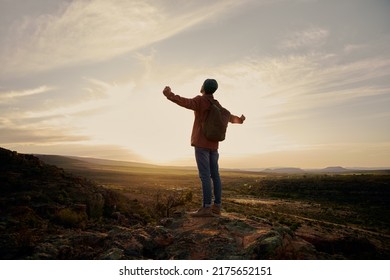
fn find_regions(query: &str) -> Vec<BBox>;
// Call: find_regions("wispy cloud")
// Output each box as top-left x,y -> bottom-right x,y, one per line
0,0 -> 246,77
0,127 -> 88,144
278,27 -> 329,50
0,81 -> 101,146
0,86 -> 54,103
229,53 -> 390,109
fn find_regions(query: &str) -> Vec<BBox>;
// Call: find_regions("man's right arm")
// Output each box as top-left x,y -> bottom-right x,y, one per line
163,86 -> 199,111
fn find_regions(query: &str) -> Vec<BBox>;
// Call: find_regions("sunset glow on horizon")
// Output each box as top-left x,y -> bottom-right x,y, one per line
1,0 -> 389,168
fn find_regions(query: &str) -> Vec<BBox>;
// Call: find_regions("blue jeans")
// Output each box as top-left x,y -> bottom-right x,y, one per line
194,147 -> 222,208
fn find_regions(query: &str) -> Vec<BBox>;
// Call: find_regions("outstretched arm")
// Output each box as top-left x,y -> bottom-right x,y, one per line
230,114 -> 246,124
162,86 -> 199,111
163,86 -> 173,97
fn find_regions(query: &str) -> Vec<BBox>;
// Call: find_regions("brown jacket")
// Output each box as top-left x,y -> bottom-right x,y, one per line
165,91 -> 243,150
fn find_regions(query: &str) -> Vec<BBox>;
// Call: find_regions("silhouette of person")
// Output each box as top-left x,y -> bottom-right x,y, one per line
163,79 -> 245,217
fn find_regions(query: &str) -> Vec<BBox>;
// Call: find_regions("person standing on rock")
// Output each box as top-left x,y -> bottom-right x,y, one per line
162,79 -> 246,217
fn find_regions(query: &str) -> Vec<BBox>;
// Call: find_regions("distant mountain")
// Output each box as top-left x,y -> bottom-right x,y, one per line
36,154 -> 159,169
256,166 -> 390,174
263,167 -> 305,174
319,166 -> 350,173
34,154 -> 91,169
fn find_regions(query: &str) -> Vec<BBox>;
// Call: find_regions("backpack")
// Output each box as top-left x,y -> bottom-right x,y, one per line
202,96 -> 231,142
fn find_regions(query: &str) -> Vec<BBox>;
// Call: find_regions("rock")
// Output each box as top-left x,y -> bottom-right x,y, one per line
156,212 -> 321,260
249,231 -> 283,259
32,242 -> 59,260
159,218 -> 174,227
100,248 -> 124,260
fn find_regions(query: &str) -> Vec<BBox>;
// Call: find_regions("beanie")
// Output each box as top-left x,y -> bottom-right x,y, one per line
203,79 -> 218,94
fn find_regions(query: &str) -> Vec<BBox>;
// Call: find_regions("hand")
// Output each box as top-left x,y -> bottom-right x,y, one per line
240,114 -> 246,123
163,86 -> 171,97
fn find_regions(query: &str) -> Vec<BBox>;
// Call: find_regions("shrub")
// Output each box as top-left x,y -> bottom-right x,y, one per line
87,193 -> 105,219
54,208 -> 87,228
154,190 -> 193,218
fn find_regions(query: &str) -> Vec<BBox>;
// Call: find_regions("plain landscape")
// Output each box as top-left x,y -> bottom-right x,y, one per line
1,147 -> 389,259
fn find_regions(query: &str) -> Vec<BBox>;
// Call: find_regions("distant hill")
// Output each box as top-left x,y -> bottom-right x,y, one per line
36,154 -> 159,169
263,167 -> 305,174
259,166 -> 390,174
319,166 -> 350,173
34,154 -> 91,169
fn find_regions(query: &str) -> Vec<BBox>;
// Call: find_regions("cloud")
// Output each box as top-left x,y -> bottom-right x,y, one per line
0,76 -> 148,161
219,53 -> 390,114
0,0 -> 246,77
0,127 -> 88,144
343,44 -> 367,53
0,86 -> 54,104
0,82 -> 104,147
278,27 -> 329,50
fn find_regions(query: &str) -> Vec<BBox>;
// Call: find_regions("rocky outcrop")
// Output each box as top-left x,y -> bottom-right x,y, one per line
20,213 -> 324,260
0,147 -> 149,259
156,212 -> 323,259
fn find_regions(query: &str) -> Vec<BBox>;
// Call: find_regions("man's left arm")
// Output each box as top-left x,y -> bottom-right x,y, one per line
229,114 -> 246,124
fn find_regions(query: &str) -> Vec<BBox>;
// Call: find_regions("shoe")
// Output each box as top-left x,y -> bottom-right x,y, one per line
191,207 -> 214,217
211,204 -> 221,215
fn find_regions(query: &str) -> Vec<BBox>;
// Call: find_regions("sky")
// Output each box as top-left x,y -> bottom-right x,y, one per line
0,0 -> 389,169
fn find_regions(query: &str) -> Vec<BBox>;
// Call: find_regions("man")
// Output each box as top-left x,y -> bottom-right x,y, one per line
163,79 -> 245,217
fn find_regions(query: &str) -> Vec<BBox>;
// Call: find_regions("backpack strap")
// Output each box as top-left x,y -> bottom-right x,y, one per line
203,94 -> 219,108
